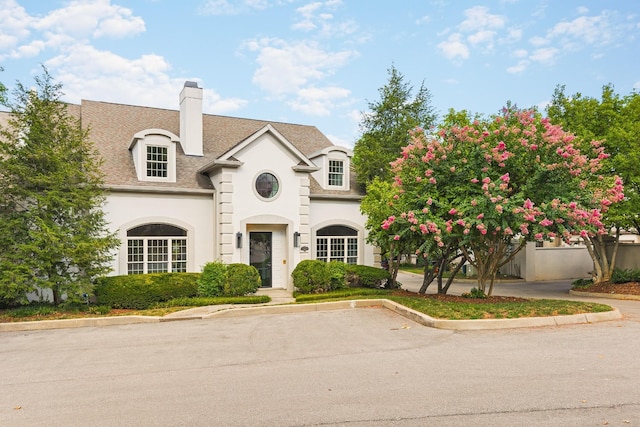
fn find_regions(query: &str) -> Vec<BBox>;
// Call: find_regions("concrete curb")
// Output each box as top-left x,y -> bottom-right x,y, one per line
0,299 -> 622,333
569,290 -> 640,301
205,298 -> 622,330
0,315 -> 161,333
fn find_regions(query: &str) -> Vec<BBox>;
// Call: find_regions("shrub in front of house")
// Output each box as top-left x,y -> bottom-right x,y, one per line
224,263 -> 261,296
94,273 -> 200,309
327,261 -> 348,291
345,265 -> 391,288
292,260 -> 332,293
197,261 -> 227,297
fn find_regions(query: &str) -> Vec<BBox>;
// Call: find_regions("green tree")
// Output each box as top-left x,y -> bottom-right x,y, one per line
547,85 -> 640,282
386,107 -> 623,295
0,66 -> 6,105
353,65 -> 437,188
0,68 -> 119,305
359,177 -> 405,287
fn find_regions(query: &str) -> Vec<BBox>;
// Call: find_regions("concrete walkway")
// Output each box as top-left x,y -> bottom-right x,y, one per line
161,288 -> 296,320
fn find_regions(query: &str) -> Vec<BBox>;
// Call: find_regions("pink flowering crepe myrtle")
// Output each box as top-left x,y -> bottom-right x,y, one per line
385,108 -> 624,294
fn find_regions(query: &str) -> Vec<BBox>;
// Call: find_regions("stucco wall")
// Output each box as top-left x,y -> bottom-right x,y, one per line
104,191 -> 215,275
608,243 -> 640,270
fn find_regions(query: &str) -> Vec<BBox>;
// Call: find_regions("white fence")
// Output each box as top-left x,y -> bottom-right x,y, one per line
499,242 -> 640,282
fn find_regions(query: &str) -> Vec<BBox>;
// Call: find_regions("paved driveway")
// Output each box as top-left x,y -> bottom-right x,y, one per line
2,297 -> 640,426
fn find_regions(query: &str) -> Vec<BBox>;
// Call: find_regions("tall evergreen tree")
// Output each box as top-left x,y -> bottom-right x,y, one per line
353,65 -> 437,188
0,66 -> 6,104
0,68 -> 119,305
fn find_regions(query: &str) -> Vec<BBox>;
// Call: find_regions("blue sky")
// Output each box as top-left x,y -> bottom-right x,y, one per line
1,0 -> 638,148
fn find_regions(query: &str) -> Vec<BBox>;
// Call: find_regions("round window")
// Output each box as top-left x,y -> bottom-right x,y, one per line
255,172 -> 279,199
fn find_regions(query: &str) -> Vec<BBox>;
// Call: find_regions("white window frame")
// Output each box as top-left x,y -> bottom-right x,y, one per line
315,225 -> 359,264
146,145 -> 169,178
126,224 -> 187,274
328,159 -> 344,187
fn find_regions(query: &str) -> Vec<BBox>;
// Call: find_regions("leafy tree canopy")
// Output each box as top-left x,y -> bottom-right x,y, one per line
547,84 -> 640,232
353,65 -> 437,188
0,67 -> 119,305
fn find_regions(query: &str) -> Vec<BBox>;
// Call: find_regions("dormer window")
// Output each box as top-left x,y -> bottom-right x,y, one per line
129,129 -> 179,183
309,146 -> 352,191
328,160 -> 344,187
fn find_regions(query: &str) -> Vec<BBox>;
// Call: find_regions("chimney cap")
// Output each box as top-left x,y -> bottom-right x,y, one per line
184,81 -> 199,88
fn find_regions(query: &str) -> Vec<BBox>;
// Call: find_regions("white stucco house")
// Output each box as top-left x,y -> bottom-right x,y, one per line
73,81 -> 374,291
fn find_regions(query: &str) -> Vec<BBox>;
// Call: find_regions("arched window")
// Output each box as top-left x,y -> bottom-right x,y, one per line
316,225 -> 358,264
127,224 -> 187,274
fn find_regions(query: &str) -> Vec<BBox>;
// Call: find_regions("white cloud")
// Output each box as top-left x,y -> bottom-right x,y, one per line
437,6 -> 507,62
437,33 -> 469,62
0,0 -> 144,60
242,37 -> 356,116
325,133 -> 353,148
35,0 -> 145,39
198,0 -> 288,15
43,43 -> 246,114
12,40 -> 45,59
548,14 -> 612,45
416,15 -> 430,25
577,6 -> 589,15
244,37 -> 356,95
529,36 -> 548,47
512,48 -> 528,58
459,6 -> 506,32
529,47 -> 559,64
292,0 -> 356,38
504,28 -> 522,43
289,85 -> 351,116
467,30 -> 496,48
507,59 -> 529,74
0,0 -> 32,50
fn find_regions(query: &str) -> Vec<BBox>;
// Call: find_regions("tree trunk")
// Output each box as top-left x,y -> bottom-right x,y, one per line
419,264 -> 438,294
583,227 -> 620,283
386,242 -> 400,288
584,229 -> 620,283
439,256 -> 465,294
52,286 -> 62,306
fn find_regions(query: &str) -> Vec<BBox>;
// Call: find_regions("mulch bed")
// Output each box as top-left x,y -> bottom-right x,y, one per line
391,289 -> 528,303
575,281 -> 640,295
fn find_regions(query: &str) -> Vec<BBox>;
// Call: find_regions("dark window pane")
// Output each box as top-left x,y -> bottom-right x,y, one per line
127,224 -> 187,237
317,225 -> 357,236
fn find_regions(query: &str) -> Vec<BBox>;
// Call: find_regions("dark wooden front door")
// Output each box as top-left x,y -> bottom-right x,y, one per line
250,232 -> 272,288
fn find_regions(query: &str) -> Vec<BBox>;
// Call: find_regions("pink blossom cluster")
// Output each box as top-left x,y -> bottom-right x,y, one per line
386,108 -> 624,250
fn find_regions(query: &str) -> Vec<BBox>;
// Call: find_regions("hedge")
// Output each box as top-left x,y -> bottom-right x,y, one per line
292,261 -> 391,294
345,265 -> 391,288
94,273 -> 200,309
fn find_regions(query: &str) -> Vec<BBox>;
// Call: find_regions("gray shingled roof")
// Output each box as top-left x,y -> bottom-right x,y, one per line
1,100 -> 364,197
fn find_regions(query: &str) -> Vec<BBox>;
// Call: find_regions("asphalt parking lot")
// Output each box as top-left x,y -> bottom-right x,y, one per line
2,297 -> 640,427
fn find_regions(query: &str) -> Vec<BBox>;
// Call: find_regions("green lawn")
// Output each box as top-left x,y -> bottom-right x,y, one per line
295,289 -> 612,320
0,295 -> 271,323
0,289 -> 613,323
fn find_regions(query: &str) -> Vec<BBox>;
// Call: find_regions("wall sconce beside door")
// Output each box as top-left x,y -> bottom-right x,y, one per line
236,232 -> 243,249
293,231 -> 300,248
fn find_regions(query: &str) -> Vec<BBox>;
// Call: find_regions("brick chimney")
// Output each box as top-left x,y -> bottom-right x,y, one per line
179,81 -> 203,156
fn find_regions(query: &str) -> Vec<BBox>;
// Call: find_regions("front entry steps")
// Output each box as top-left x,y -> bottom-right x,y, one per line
255,288 -> 295,304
